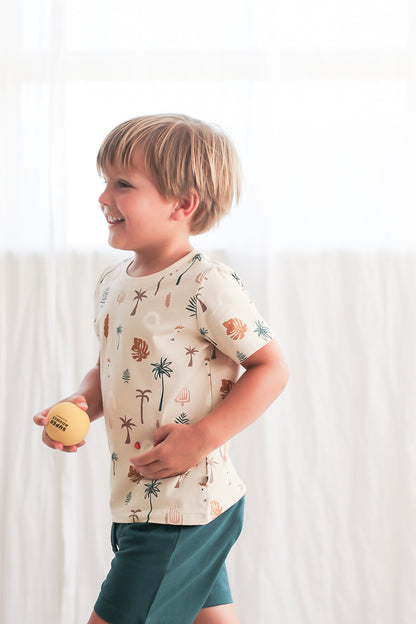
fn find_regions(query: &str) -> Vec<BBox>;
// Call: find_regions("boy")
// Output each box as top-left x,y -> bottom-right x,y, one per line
34,114 -> 289,624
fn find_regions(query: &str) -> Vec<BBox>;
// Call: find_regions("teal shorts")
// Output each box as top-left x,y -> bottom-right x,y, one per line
94,497 -> 245,624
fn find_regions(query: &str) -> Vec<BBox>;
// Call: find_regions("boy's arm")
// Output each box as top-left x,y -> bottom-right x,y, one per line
33,356 -> 103,453
132,339 -> 289,479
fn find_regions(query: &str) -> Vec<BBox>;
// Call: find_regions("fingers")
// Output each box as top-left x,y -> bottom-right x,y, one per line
33,396 -> 88,453
70,395 -> 88,411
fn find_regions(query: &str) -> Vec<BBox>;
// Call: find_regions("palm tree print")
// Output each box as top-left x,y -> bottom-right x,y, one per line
120,416 -> 136,444
186,294 -> 207,316
186,296 -> 198,317
151,357 -> 173,412
144,480 -> 161,522
136,389 -> 152,424
176,253 -> 202,285
130,289 -> 148,315
185,346 -> 198,366
111,452 -> 119,475
129,509 -> 141,523
254,320 -> 272,341
116,325 -> 123,349
199,328 -> 217,346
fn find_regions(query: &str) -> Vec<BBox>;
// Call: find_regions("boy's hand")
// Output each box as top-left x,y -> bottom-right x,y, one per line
33,395 -> 88,453
130,423 -> 206,480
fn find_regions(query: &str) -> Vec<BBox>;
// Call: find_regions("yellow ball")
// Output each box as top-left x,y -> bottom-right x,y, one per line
46,402 -> 90,446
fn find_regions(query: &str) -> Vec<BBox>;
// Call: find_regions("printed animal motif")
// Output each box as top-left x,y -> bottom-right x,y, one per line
223,318 -> 247,340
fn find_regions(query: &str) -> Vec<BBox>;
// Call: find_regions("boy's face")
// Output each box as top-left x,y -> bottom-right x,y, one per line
98,149 -> 182,255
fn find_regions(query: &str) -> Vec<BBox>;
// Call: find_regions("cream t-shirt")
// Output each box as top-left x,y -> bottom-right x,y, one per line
94,250 -> 273,525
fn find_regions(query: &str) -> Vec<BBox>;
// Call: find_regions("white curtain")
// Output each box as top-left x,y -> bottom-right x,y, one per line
1,1 -> 415,623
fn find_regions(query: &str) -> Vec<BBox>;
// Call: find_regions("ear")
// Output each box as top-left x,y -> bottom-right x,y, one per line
171,191 -> 199,223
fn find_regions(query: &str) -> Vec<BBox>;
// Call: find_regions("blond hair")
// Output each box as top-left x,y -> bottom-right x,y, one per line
96,114 -> 242,234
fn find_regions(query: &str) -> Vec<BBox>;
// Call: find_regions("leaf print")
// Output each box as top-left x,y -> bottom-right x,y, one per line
122,368 -> 131,383
125,491 -> 132,505
231,272 -> 243,285
175,412 -> 190,425
236,351 -> 247,363
128,465 -> 144,485
131,338 -> 150,362
104,314 -> 109,339
223,318 -> 247,340
131,289 -> 148,315
186,296 -> 197,317
220,379 -> 234,399
100,287 -> 110,306
254,320 -> 272,341
165,292 -> 171,307
154,276 -> 165,296
210,500 -> 223,519
116,324 -> 123,349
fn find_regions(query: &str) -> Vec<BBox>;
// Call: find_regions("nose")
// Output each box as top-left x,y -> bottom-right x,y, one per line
99,185 -> 112,209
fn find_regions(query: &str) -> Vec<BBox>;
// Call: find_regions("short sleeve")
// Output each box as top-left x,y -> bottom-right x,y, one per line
196,265 -> 273,364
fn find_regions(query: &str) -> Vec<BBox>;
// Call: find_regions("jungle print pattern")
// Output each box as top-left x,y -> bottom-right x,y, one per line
94,251 -> 273,525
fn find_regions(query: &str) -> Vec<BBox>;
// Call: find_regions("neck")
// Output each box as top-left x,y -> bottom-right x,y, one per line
127,241 -> 194,277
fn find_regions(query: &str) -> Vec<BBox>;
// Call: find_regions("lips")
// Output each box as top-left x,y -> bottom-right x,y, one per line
106,215 -> 125,224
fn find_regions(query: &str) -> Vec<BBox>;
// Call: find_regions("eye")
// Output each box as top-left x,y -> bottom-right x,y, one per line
117,180 -> 131,189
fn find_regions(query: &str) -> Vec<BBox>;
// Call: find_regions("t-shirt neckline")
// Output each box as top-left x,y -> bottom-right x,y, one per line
122,249 -> 200,285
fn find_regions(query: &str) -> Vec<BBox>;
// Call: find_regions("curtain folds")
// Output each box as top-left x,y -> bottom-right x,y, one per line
1,0 -> 414,622
1,250 -> 415,623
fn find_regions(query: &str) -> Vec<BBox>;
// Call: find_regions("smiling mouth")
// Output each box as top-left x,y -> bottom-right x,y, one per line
106,215 -> 125,225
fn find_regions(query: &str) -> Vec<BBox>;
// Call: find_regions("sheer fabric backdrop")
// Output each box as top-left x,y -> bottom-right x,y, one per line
1,1 -> 416,623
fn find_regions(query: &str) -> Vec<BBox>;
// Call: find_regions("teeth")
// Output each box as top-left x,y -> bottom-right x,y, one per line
107,216 -> 124,224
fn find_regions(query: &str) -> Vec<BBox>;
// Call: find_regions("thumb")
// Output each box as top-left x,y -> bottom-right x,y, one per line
72,395 -> 88,411
152,424 -> 172,446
